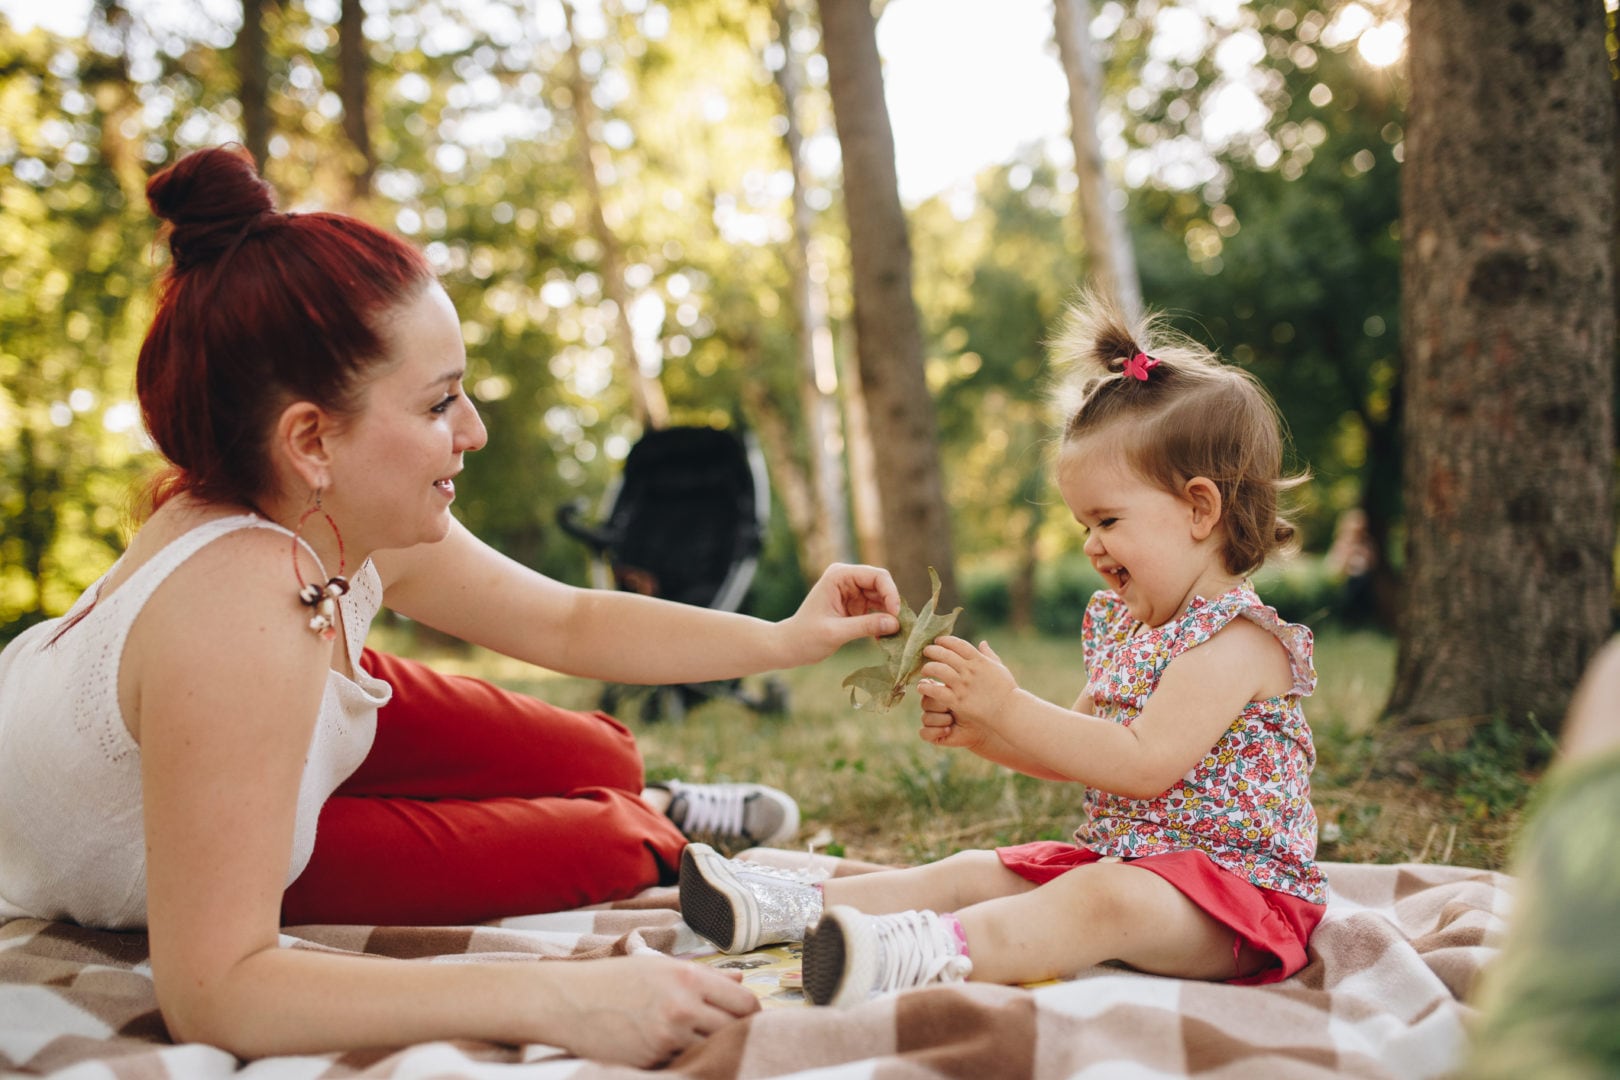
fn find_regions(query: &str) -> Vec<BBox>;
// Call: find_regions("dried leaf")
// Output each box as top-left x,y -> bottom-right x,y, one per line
841,567 -> 962,712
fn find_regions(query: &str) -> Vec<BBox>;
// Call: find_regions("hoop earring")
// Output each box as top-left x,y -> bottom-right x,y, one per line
293,490 -> 350,641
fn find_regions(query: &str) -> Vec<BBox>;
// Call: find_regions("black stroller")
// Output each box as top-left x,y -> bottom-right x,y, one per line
556,425 -> 790,722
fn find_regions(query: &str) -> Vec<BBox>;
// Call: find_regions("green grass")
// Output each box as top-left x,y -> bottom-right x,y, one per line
373,619 -> 1538,871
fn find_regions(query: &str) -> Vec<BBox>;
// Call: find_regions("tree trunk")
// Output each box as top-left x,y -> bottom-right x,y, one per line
839,319 -> 886,567
338,0 -> 375,203
237,0 -> 270,169
1390,0 -> 1616,733
815,0 -> 958,610
740,375 -> 822,579
772,0 -> 851,575
561,0 -> 669,429
1053,0 -> 1141,321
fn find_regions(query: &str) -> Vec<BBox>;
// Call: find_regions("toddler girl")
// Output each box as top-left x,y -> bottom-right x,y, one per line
680,293 -> 1326,1004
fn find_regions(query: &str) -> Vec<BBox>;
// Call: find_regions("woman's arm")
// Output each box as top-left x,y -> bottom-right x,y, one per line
918,621 -> 1292,798
130,530 -> 756,1066
374,519 -> 898,683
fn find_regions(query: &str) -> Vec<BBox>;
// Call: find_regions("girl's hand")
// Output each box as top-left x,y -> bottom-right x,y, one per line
918,696 -> 983,750
917,636 -> 1018,739
782,563 -> 901,664
547,955 -> 759,1067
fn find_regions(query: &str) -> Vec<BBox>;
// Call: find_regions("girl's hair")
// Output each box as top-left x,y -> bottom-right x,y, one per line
1049,289 -> 1305,575
137,145 -> 434,512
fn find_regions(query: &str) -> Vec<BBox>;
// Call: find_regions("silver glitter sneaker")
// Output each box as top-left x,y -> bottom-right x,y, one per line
659,781 -> 800,852
679,842 -> 825,954
803,905 -> 973,1007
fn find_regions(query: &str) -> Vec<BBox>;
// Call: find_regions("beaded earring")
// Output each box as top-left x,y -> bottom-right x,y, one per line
293,491 -> 350,641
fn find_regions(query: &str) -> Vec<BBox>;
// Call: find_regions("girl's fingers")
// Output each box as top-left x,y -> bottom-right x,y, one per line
927,636 -> 979,659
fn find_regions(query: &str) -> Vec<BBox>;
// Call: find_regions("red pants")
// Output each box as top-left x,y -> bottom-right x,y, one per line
280,649 -> 687,926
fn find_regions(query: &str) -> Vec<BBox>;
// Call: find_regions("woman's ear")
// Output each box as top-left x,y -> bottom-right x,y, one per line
273,401 -> 334,493
1184,476 -> 1223,540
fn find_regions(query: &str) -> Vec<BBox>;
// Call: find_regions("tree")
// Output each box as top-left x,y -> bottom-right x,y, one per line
1390,0 -> 1616,732
336,0 -> 374,203
769,0 -> 851,576
814,0 -> 957,609
561,0 -> 669,429
237,0 -> 270,169
1053,0 -> 1141,321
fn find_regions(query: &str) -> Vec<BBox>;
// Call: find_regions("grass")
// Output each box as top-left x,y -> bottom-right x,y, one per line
373,618 -> 1544,872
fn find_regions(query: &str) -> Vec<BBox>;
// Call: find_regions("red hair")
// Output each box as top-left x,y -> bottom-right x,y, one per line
138,145 -> 433,511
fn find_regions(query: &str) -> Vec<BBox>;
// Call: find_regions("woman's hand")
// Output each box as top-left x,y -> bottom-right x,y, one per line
916,636 -> 1018,749
780,563 -> 901,665
545,955 -> 760,1067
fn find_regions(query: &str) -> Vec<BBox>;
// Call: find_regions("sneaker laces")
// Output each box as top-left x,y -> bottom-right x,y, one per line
876,910 -> 972,993
673,784 -> 751,841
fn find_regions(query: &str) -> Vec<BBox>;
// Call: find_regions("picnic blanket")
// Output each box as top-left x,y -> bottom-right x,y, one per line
0,855 -> 1510,1078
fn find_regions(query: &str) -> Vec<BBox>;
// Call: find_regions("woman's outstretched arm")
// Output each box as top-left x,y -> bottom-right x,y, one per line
374,518 -> 899,683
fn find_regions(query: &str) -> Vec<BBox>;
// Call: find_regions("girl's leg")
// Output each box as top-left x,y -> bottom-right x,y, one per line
821,850 -> 1037,914
955,860 -> 1265,984
680,847 -> 1033,954
803,860 -> 1265,1005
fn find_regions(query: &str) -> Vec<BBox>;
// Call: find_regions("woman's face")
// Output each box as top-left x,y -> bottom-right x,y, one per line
323,283 -> 487,555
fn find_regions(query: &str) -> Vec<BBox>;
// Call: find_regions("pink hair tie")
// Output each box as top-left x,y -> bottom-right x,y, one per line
1123,351 -> 1160,381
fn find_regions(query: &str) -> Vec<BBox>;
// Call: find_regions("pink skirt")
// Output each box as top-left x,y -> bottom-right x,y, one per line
996,841 -> 1324,985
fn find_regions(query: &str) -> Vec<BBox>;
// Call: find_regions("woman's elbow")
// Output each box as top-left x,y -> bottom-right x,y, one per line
156,980 -> 264,1058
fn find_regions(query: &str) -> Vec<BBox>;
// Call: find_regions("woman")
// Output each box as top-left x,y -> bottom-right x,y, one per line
0,146 -> 900,1066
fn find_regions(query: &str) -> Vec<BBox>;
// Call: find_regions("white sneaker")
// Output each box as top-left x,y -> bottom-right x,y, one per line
803,906 -> 973,1007
680,842 -> 825,953
659,780 -> 800,851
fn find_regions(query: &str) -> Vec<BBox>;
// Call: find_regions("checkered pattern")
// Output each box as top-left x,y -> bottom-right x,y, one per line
0,858 -> 1508,1078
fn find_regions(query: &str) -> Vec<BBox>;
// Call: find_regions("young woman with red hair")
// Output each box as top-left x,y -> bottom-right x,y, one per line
0,146 -> 900,1066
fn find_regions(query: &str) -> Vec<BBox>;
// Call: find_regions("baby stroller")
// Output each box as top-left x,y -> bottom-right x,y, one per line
556,425 -> 790,722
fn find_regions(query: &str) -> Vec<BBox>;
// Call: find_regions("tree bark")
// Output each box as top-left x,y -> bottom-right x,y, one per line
1390,0 -> 1616,732
338,0 -> 375,203
772,0 -> 851,575
815,0 -> 958,610
561,0 -> 669,429
236,0 -> 270,170
1053,0 -> 1141,321
839,319 -> 886,567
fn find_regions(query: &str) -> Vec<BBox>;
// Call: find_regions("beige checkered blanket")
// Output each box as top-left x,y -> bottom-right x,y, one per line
0,857 -> 1508,1078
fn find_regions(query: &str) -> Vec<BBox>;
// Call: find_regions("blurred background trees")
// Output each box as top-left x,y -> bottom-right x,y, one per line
1,0 -> 1615,728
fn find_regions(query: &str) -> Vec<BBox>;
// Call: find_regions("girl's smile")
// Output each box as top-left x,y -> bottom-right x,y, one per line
1057,435 -> 1239,629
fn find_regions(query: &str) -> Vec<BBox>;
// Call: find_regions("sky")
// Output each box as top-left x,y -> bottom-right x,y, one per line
2,0 -> 1079,203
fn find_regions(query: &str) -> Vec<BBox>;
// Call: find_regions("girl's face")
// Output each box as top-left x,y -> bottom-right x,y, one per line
1057,434 -> 1235,629
323,283 -> 487,555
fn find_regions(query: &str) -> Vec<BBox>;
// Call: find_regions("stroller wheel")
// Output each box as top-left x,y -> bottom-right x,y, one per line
643,686 -> 688,724
759,677 -> 790,718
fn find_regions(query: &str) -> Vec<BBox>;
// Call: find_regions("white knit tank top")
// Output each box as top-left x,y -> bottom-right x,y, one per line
0,513 -> 391,929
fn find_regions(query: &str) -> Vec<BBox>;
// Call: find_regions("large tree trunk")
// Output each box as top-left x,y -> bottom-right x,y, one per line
1390,0 -> 1616,733
772,0 -> 851,576
237,0 -> 270,169
1053,0 -> 1141,321
815,0 -> 957,610
338,0 -> 375,203
562,0 -> 669,429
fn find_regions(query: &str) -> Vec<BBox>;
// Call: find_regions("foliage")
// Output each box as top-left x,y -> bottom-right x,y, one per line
1,0 -> 1441,644
841,566 -> 959,711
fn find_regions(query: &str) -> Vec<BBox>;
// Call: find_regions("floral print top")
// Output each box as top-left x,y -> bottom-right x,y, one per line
1077,583 -> 1327,904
